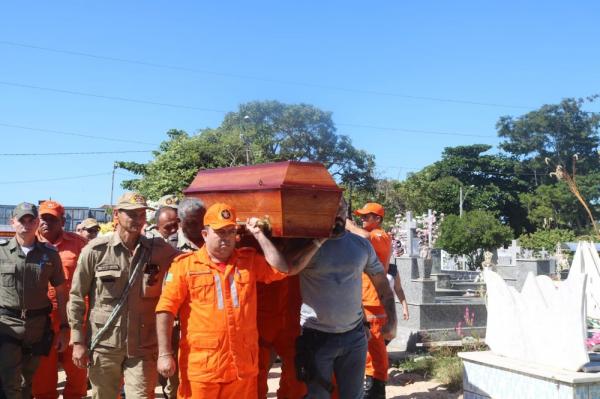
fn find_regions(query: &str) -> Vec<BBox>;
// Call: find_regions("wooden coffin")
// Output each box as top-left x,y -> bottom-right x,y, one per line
184,161 -> 342,238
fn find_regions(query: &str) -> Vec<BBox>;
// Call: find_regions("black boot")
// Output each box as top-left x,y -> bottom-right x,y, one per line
363,376 -> 386,399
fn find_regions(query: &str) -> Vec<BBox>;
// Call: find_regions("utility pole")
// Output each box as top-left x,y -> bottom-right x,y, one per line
241,115 -> 251,165
110,162 -> 117,207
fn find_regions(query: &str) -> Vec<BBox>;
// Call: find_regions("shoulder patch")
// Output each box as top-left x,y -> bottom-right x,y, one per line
44,242 -> 58,251
89,235 -> 111,248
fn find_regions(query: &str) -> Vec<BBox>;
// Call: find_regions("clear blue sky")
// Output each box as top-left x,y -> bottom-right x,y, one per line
1,1 -> 599,207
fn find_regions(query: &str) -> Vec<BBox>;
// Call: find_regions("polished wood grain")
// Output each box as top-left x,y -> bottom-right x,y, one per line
185,161 -> 342,238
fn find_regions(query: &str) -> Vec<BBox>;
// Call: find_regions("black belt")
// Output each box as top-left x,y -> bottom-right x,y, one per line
302,321 -> 364,337
0,306 -> 51,319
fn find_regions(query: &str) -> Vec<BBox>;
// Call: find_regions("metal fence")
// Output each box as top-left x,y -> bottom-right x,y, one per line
0,204 -> 110,233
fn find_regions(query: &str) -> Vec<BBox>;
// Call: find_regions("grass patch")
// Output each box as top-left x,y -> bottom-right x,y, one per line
397,356 -> 434,376
397,351 -> 463,392
431,356 -> 463,392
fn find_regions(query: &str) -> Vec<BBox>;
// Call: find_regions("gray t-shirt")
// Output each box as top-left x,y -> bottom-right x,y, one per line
300,231 -> 385,333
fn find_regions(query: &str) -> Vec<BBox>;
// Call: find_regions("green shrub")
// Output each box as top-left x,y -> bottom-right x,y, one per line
436,210 -> 513,268
519,228 -> 575,251
432,356 -> 463,392
397,356 -> 434,376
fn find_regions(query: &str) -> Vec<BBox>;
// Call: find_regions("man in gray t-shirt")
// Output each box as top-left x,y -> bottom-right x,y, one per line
300,231 -> 385,333
291,198 -> 397,399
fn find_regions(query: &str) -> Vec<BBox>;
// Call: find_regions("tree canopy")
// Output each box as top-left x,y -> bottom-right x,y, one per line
396,144 -> 530,234
497,96 -> 600,183
118,100 -> 376,199
436,210 -> 513,267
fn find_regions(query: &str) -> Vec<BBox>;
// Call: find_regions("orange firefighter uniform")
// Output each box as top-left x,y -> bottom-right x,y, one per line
355,204 -> 392,383
156,245 -> 287,399
32,228 -> 88,399
257,275 -> 306,399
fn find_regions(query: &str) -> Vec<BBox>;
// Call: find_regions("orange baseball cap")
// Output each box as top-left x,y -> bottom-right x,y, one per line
354,202 -> 384,217
204,203 -> 237,230
39,200 -> 65,218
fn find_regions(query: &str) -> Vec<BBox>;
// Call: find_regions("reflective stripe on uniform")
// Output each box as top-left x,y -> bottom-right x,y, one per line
229,274 -> 239,308
214,275 -> 224,310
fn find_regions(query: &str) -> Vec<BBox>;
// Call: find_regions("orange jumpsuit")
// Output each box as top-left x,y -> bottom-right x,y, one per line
156,246 -> 287,399
257,275 -> 306,399
32,231 -> 88,399
362,228 -> 392,382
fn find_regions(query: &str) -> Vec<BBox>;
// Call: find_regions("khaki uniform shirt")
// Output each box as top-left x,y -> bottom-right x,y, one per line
68,232 -> 179,357
0,237 -> 65,340
176,229 -> 200,253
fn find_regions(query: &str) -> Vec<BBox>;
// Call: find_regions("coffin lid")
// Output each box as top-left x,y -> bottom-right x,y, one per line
185,161 -> 342,194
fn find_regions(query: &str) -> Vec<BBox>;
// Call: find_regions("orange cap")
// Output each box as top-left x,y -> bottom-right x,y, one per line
354,202 -> 384,217
204,203 -> 237,230
39,200 -> 65,218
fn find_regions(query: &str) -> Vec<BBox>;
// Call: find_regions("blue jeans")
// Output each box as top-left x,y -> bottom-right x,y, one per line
304,323 -> 368,399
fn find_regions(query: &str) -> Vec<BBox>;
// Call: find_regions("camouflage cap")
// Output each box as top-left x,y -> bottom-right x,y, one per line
81,218 -> 100,230
157,194 -> 179,209
114,192 -> 154,211
13,202 -> 38,220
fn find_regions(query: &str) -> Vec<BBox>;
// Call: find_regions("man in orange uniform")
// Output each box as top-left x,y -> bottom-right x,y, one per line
156,203 -> 321,398
32,201 -> 88,399
347,202 -> 405,399
257,274 -> 305,399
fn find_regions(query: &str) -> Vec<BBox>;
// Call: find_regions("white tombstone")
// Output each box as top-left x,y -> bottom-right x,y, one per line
484,252 -> 589,371
569,242 -> 600,320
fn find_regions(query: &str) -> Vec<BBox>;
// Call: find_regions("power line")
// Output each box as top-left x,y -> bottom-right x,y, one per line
0,150 -> 152,156
0,172 -> 112,185
379,164 -> 549,178
0,40 -> 532,110
0,118 -> 500,142
338,123 -> 498,139
0,122 -> 158,146
0,81 -> 228,114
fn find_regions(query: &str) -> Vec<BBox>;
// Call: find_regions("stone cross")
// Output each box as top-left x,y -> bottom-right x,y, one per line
404,211 -> 419,257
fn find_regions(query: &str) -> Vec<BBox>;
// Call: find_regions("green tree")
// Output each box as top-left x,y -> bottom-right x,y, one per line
519,173 -> 600,233
518,229 -> 576,252
397,144 -> 530,234
119,101 -> 376,199
436,210 -> 513,268
497,96 -> 600,183
345,178 -> 407,228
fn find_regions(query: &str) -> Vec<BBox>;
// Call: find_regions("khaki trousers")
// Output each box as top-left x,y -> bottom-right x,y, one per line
89,349 -> 157,399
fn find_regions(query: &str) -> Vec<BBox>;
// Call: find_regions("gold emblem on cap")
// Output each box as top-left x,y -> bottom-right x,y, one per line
129,194 -> 145,204
221,209 -> 231,219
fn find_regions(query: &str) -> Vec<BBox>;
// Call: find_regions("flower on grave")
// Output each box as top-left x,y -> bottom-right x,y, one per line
586,332 -> 600,349
455,321 -> 464,338
464,306 -> 475,327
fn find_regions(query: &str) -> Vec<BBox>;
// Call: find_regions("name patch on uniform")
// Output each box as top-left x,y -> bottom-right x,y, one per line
188,270 -> 211,276
96,264 -> 121,272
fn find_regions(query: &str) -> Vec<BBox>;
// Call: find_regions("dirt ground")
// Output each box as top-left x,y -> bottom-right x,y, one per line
60,365 -> 462,398
265,365 -> 463,399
